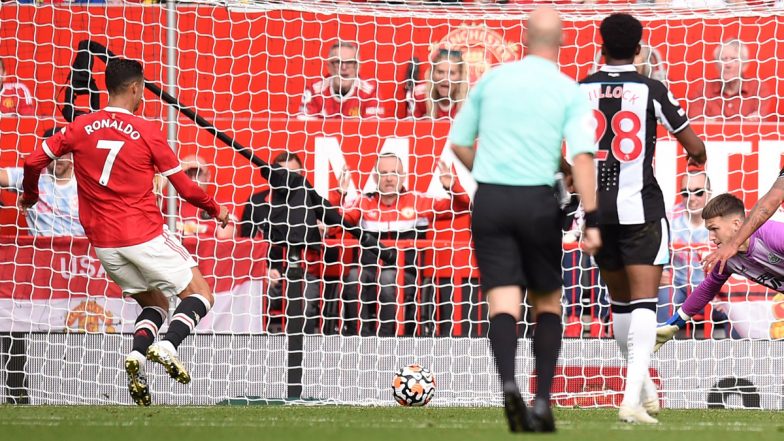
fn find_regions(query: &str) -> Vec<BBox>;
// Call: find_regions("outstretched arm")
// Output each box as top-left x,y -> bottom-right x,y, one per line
654,268 -> 729,352
20,148 -> 54,210
704,177 -> 784,274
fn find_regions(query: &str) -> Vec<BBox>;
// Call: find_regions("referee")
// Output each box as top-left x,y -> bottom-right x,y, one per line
450,7 -> 600,433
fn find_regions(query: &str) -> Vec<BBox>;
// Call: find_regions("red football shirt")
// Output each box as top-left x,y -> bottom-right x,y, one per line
299,77 -> 384,118
1,82 -> 35,116
408,83 -> 459,120
22,106 -> 220,248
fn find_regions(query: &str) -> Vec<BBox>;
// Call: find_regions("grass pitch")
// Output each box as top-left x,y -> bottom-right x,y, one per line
0,406 -> 781,441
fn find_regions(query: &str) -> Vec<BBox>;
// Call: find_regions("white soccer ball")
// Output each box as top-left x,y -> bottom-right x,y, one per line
392,364 -> 435,406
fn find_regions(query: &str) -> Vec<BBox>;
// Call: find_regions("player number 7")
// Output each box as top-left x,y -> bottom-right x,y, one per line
96,140 -> 125,186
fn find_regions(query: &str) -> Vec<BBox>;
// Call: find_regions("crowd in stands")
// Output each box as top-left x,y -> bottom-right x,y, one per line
1,30 -> 779,338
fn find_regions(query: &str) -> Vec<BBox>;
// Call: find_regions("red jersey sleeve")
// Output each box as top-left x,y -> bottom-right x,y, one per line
335,192 -> 362,225
22,126 -> 73,201
16,85 -> 35,116
146,128 -> 220,218
427,179 -> 471,220
408,85 -> 428,119
146,127 -> 181,176
301,82 -> 323,118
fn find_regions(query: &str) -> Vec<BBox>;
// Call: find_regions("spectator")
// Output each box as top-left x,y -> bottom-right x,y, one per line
408,49 -> 467,119
299,41 -> 384,119
175,155 -> 235,239
332,152 -> 470,336
0,127 -> 83,236
590,39 -> 667,83
658,171 -> 711,324
688,39 -> 775,121
0,59 -> 34,116
240,152 -> 324,334
634,41 -> 668,83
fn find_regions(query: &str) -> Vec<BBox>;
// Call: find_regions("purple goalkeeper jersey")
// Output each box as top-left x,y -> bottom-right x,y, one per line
682,220 -> 784,316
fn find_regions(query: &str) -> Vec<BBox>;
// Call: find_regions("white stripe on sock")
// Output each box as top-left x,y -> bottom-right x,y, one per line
147,306 -> 168,322
172,313 -> 196,331
135,319 -> 159,335
190,293 -> 213,312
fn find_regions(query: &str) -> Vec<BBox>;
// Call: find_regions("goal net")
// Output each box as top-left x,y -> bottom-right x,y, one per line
1,1 -> 782,409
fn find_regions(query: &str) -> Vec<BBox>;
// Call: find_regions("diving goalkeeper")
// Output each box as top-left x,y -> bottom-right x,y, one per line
656,193 -> 784,350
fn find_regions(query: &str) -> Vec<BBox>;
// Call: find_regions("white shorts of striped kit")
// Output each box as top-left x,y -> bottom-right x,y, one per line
95,226 -> 197,298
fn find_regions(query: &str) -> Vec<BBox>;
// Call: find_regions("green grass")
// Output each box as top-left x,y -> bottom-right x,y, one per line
0,406 -> 781,441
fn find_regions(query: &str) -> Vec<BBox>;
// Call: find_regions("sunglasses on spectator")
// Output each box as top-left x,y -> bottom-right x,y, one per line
329,59 -> 358,67
680,188 -> 707,197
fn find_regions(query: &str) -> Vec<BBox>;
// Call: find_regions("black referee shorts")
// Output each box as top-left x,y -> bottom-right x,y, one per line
471,183 -> 563,294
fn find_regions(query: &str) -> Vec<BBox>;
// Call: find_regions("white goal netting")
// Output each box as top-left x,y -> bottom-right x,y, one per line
0,2 -> 782,408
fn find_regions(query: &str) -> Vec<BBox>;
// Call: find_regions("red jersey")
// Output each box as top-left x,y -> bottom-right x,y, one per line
1,82 -> 34,116
330,182 -> 471,235
300,77 -> 384,118
408,83 -> 459,120
22,106 -> 220,248
688,78 -> 775,120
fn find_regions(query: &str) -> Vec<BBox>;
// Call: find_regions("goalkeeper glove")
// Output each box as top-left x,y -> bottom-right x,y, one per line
653,308 -> 690,353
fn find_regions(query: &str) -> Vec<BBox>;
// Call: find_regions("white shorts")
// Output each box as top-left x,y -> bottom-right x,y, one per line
95,227 -> 197,298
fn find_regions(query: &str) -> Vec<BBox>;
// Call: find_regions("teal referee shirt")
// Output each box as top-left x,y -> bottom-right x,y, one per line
449,55 -> 596,186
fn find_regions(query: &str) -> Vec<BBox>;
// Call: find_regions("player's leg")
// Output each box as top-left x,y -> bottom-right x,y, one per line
602,267 -> 660,418
118,229 -> 207,384
623,264 -> 663,417
522,192 -> 567,433
471,184 -> 533,433
527,290 -> 562,433
147,267 -> 213,384
616,220 -> 668,423
94,246 -> 165,406
127,290 -> 168,405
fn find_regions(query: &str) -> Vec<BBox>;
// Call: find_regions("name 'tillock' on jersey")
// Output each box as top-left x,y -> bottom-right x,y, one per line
580,65 -> 689,225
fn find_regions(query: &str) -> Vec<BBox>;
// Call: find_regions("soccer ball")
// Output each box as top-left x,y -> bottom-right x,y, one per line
392,364 -> 435,406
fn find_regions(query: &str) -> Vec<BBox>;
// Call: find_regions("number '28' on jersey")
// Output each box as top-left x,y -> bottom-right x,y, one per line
580,65 -> 690,225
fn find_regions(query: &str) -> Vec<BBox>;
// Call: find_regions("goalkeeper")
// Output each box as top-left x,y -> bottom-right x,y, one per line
656,193 -> 784,350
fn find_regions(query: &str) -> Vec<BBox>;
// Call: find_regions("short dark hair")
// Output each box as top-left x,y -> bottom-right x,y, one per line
272,151 -> 303,167
702,193 -> 746,220
105,58 -> 143,94
600,13 -> 643,61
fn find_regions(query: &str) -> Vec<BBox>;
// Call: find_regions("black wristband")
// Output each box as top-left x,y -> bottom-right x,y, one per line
584,210 -> 599,228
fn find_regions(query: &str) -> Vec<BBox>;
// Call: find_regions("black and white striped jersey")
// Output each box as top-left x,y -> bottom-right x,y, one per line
580,65 -> 689,225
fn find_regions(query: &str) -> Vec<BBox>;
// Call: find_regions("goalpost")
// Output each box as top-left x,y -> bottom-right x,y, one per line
0,1 -> 782,408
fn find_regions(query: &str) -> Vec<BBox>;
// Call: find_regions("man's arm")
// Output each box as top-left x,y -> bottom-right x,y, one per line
240,198 -> 255,238
20,147 -> 55,209
451,144 -> 475,171
21,126 -> 73,209
673,126 -> 707,167
167,171 -> 223,221
147,130 -> 227,225
448,75 -> 484,171
431,174 -> 471,219
0,168 -> 11,188
704,176 -> 784,274
570,153 -> 596,214
654,267 -> 730,352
